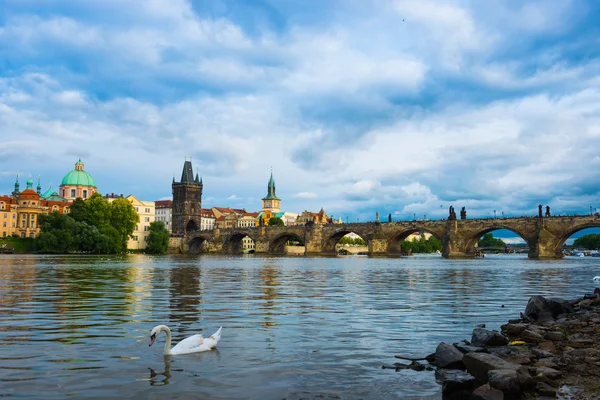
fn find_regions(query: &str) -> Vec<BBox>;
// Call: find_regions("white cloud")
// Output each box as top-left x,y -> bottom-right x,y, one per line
293,192 -> 318,199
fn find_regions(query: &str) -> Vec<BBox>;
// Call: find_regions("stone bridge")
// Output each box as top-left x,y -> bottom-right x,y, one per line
168,215 -> 600,259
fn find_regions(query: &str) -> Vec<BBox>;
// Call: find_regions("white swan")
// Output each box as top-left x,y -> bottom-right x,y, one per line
149,325 -> 222,355
593,276 -> 600,282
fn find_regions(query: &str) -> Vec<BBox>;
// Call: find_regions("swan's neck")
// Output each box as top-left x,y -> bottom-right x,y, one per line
161,326 -> 172,355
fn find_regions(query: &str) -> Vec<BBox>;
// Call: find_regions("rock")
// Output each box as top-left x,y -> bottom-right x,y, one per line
408,361 -> 425,371
534,373 -> 559,388
471,384 -> 504,400
435,342 -> 464,369
524,295 -> 574,321
503,355 -> 531,365
521,329 -> 544,343
453,343 -> 485,354
565,348 -> 600,357
476,323 -> 486,328
435,369 -> 476,397
500,323 -> 528,337
471,328 -> 509,347
535,381 -> 557,397
537,341 -> 557,354
463,353 -> 531,384
488,369 -> 520,394
536,367 -> 562,380
534,359 -> 558,369
543,330 -> 565,341
507,318 -> 522,324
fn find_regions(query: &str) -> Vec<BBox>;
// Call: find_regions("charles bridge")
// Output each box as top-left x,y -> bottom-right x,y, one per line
168,214 -> 600,259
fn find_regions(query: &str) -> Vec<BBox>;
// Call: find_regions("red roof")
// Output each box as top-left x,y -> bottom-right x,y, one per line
155,200 -> 173,208
242,212 -> 260,217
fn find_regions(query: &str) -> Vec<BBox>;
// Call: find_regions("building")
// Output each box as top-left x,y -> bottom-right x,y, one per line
172,159 -> 203,234
242,236 -> 255,253
155,200 -> 172,232
212,207 -> 245,229
106,194 -> 155,250
59,159 -> 98,201
1,176 -> 70,238
278,211 -> 298,226
200,208 -> 216,231
297,208 -> 331,225
238,212 -> 260,228
261,170 -> 281,213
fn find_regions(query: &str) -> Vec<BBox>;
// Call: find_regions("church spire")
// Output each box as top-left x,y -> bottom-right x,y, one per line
14,173 -> 20,194
36,176 -> 42,195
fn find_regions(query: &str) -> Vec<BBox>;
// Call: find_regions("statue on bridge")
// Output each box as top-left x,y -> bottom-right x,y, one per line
376,212 -> 380,223
538,204 -> 543,218
388,213 -> 392,223
448,206 -> 457,221
460,207 -> 466,220
545,205 -> 551,217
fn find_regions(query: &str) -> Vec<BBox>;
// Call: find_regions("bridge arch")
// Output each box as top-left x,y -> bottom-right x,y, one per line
552,223 -> 600,253
387,228 -> 444,255
186,219 -> 199,233
269,232 -> 305,254
322,229 -> 371,255
223,231 -> 257,254
464,226 -> 531,256
188,235 -> 211,254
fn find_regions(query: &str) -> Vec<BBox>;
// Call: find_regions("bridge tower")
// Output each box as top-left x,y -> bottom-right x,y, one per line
172,158 -> 203,234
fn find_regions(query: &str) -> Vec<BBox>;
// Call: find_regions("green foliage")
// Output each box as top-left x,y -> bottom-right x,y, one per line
338,235 -> 367,246
401,234 -> 442,254
573,234 -> 600,250
478,233 -> 506,247
0,236 -> 36,252
35,193 -> 140,254
146,221 -> 170,254
268,217 -> 285,226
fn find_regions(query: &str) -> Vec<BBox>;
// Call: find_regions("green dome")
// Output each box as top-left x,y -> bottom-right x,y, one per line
61,167 -> 96,188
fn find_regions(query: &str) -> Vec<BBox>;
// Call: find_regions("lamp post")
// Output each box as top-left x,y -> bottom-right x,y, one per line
424,214 -> 426,220
590,206 -> 593,216
501,211 -> 504,218
413,213 -> 416,221
494,210 -> 496,219
346,216 -> 348,224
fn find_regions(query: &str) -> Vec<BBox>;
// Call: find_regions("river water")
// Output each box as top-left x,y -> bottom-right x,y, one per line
1,254 -> 598,399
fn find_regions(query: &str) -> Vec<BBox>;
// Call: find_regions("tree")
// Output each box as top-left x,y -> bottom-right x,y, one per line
268,217 -> 285,226
146,221 -> 170,254
84,192 -> 112,228
109,197 -> 140,251
478,233 -> 506,247
573,234 -> 600,250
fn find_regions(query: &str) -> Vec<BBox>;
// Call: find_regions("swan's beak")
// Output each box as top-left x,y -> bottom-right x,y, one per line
149,333 -> 156,347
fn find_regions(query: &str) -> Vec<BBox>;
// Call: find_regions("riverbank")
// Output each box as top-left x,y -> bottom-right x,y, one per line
387,290 -> 600,399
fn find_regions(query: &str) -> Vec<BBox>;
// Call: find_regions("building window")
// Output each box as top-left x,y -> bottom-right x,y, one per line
22,221 -> 26,228
133,235 -> 138,241
144,226 -> 149,231
30,232 -> 34,238
20,232 -> 25,238
145,208 -> 150,213
136,207 -> 139,212
71,189 -> 76,198
134,225 -> 138,231
144,217 -> 150,222
12,214 -> 15,219
4,213 -> 6,218
2,222 -> 5,227
31,221 -> 35,228
2,232 -> 5,237
83,190 -> 88,199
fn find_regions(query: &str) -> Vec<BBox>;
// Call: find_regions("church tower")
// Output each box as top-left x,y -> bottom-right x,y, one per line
261,169 -> 281,213
172,158 -> 203,234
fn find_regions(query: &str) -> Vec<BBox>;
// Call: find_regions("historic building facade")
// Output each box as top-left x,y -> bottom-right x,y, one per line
172,159 -> 203,234
261,170 -> 281,213
200,208 -> 216,231
0,176 -> 70,238
106,194 -> 155,250
59,159 -> 97,201
155,200 -> 172,233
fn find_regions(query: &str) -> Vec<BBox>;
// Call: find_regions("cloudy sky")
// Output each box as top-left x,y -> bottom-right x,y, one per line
1,0 -> 600,229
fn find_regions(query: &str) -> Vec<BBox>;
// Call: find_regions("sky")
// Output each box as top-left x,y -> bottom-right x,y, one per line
1,0 -> 600,239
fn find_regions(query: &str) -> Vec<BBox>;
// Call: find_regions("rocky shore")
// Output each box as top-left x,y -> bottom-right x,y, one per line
384,289 -> 600,399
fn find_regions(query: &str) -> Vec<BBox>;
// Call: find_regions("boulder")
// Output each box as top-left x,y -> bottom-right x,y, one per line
453,343 -> 485,354
500,323 -> 528,337
524,296 -> 574,321
488,369 -> 520,395
535,367 -> 562,380
435,369 -> 476,398
471,384 -> 504,400
543,330 -> 566,341
463,353 -> 531,385
471,328 -> 509,347
435,342 -> 464,369
521,329 -> 544,343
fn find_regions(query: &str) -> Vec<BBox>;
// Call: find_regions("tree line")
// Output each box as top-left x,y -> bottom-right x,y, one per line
36,193 -> 170,254
573,233 -> 600,250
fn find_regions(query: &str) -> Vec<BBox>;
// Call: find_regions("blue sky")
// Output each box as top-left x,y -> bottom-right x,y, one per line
1,0 -> 600,241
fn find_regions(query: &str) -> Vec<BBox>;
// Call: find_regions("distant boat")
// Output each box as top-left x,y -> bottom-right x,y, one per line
576,253 -> 585,257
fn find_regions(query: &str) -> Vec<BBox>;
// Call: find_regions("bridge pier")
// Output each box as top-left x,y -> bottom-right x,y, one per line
442,220 -> 475,259
369,235 -> 388,256
528,229 -> 563,259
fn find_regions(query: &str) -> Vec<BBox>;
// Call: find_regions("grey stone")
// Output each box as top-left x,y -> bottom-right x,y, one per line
435,342 -> 465,369
453,342 -> 485,354
488,369 -> 520,394
535,381 -> 557,397
463,353 -> 531,384
536,367 -> 562,380
524,295 -> 574,321
471,328 -> 509,347
521,329 -> 544,343
531,348 -> 554,358
471,384 -> 504,400
500,323 -> 528,337
543,330 -> 566,341
435,369 -> 476,395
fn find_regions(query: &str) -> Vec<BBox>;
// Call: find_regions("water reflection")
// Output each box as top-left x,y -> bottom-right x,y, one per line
0,254 -> 596,399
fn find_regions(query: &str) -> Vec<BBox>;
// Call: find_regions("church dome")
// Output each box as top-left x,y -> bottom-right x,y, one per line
60,159 -> 96,188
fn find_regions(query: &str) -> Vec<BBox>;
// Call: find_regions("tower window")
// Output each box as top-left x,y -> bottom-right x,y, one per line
83,190 -> 88,199
71,189 -> 76,198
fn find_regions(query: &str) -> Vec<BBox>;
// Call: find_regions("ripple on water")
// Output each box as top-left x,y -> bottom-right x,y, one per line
0,254 -> 597,399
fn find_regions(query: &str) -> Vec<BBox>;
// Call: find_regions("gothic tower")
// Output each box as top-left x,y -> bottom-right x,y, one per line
172,159 -> 203,234
261,169 -> 281,213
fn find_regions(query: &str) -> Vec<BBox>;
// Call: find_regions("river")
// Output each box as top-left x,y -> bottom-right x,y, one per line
0,254 -> 598,399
